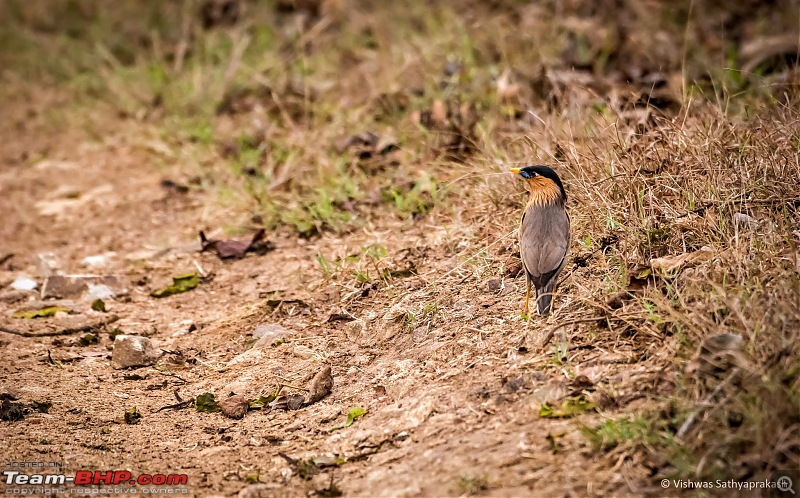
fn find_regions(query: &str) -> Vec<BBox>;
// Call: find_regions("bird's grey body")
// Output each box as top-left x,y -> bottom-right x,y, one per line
519,199 -> 570,315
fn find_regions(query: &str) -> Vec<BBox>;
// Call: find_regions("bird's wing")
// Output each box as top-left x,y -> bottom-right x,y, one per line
519,202 -> 570,282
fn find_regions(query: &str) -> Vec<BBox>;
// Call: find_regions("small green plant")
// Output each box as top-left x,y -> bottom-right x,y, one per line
292,189 -> 347,232
580,410 -> 696,479
457,474 -> 489,496
384,176 -> 441,218
423,303 -> 438,317
329,407 -> 366,432
604,211 -> 621,230
581,416 -> 666,451
234,135 -> 266,176
317,252 -> 336,277
641,299 -> 663,324
353,268 -> 371,284
363,244 -> 387,261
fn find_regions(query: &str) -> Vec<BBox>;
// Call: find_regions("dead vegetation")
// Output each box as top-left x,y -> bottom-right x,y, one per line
1,0 -> 800,495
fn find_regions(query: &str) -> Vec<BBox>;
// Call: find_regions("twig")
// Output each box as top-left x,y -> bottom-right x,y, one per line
156,400 -> 193,412
278,383 -> 308,392
540,317 -> 602,348
0,315 -> 119,337
173,0 -> 192,74
590,173 -> 628,186
219,33 -> 251,101
676,368 -> 740,439
153,369 -> 187,384
296,16 -> 333,48
192,259 -> 207,278
464,326 -> 488,335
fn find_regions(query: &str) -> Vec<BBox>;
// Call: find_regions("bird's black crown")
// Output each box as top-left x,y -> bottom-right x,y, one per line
518,165 -> 567,200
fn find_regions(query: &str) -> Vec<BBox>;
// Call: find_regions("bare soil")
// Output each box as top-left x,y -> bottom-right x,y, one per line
0,92 -> 664,498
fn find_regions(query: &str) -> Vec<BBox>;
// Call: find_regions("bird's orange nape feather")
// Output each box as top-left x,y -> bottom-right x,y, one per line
525,176 -> 563,206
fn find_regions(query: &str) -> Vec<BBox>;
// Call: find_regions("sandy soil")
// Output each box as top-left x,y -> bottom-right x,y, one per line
0,87 -> 678,498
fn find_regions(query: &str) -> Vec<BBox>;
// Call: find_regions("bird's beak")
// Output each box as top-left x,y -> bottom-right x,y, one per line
509,168 -> 521,174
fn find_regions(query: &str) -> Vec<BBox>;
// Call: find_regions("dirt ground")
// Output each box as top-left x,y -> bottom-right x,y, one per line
0,106 -> 636,496
0,91 -> 667,498
2,1 -> 800,497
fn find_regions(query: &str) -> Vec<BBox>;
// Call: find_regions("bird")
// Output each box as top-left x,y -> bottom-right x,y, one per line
509,165 -> 570,316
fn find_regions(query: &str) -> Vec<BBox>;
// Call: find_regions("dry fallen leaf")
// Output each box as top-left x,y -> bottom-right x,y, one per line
335,132 -> 400,174
13,305 -> 72,319
334,131 -> 378,154
200,229 -> 270,259
305,365 -> 333,405
220,394 -> 249,419
650,246 -> 714,276
269,394 -> 306,411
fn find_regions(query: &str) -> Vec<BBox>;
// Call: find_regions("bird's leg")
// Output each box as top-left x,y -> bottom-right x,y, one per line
524,281 -> 531,317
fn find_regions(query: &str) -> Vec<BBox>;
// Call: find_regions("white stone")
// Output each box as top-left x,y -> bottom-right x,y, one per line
10,276 -> 37,291
253,323 -> 292,348
86,284 -> 114,300
112,335 -> 160,369
81,253 -> 115,268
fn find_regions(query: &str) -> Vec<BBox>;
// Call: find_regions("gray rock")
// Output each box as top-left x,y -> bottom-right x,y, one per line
42,275 -> 128,300
37,252 -> 60,278
253,323 -> 292,348
732,212 -> 758,230
0,386 -> 20,401
382,295 -> 413,322
112,335 -> 160,369
0,290 -> 33,304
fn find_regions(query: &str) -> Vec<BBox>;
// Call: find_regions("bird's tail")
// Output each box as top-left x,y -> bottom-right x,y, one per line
536,280 -> 556,316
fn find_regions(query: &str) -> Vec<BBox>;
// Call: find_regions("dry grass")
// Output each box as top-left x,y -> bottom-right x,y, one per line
2,0 -> 800,490
541,107 -> 800,481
